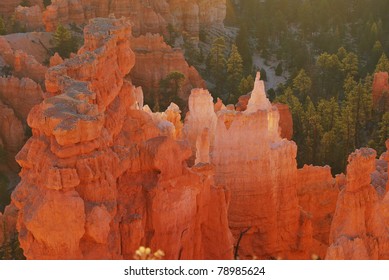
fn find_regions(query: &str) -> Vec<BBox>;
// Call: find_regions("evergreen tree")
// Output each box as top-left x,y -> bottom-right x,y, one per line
208,37 -> 227,97
301,97 -> 323,164
53,24 -> 78,58
238,75 -> 254,96
235,24 -> 252,74
375,53 -> 389,72
43,0 -> 52,8
376,112 -> 389,154
159,71 -> 185,110
227,44 -> 243,104
293,69 -> 312,99
0,17 -> 6,35
19,0 -> 31,7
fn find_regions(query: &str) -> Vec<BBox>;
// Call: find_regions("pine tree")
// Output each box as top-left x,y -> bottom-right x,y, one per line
227,44 -> 243,104
375,53 -> 389,73
53,24 -> 77,58
208,37 -> 227,97
238,75 -> 254,96
377,112 -> 389,154
159,71 -> 185,110
293,69 -> 312,99
0,17 -> 6,35
235,23 -> 252,74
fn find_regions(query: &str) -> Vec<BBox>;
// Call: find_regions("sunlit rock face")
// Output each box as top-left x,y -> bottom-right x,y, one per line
184,73 -> 311,259
42,0 -> 226,39
326,148 -> 389,260
183,88 -> 217,155
297,165 -> 338,259
372,72 -> 389,112
11,17 -> 233,260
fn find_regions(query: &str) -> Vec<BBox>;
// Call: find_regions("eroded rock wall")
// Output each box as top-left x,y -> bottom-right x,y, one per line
11,17 -> 233,260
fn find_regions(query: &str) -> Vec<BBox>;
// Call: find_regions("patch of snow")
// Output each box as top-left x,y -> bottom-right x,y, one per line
253,52 -> 289,90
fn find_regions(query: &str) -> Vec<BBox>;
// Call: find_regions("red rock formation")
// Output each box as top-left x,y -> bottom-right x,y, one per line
0,76 -> 43,120
0,37 -> 47,83
235,92 -> 293,140
372,72 -> 389,112
2,32 -> 53,65
14,5 -> 44,31
0,0 -> 43,18
182,73 -> 312,259
130,34 -> 205,105
11,17 -> 233,260
0,100 -> 25,155
42,0 -> 226,39
326,148 -> 389,259
183,88 -> 216,153
297,165 -> 338,259
49,52 -> 64,67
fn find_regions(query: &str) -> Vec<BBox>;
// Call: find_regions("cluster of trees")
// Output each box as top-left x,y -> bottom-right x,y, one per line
226,0 -> 389,76
222,0 -> 389,172
275,50 -> 389,173
52,24 -> 79,58
205,37 -> 256,104
0,16 -> 27,34
0,233 -> 25,260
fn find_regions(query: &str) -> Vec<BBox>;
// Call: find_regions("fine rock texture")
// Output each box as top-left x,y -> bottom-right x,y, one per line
11,17 -> 233,260
372,72 -> 389,112
297,165 -> 338,259
184,73 -> 312,259
130,34 -> 205,106
326,148 -> 389,259
235,93 -> 293,140
0,37 -> 47,83
0,76 -> 44,120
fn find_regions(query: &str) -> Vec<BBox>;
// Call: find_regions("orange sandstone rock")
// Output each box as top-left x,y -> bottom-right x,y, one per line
326,148 -> 389,259
14,5 -> 44,31
297,165 -> 338,259
12,17 -> 233,260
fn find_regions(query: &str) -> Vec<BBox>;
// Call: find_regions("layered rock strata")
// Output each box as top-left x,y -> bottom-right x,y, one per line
42,0 -> 226,39
297,165 -> 338,259
326,148 -> 389,259
185,72 -> 312,259
11,17 -> 233,260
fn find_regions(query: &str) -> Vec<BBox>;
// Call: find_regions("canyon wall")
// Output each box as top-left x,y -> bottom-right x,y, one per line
11,17 -> 233,260
42,0 -> 226,39
130,34 -> 205,107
